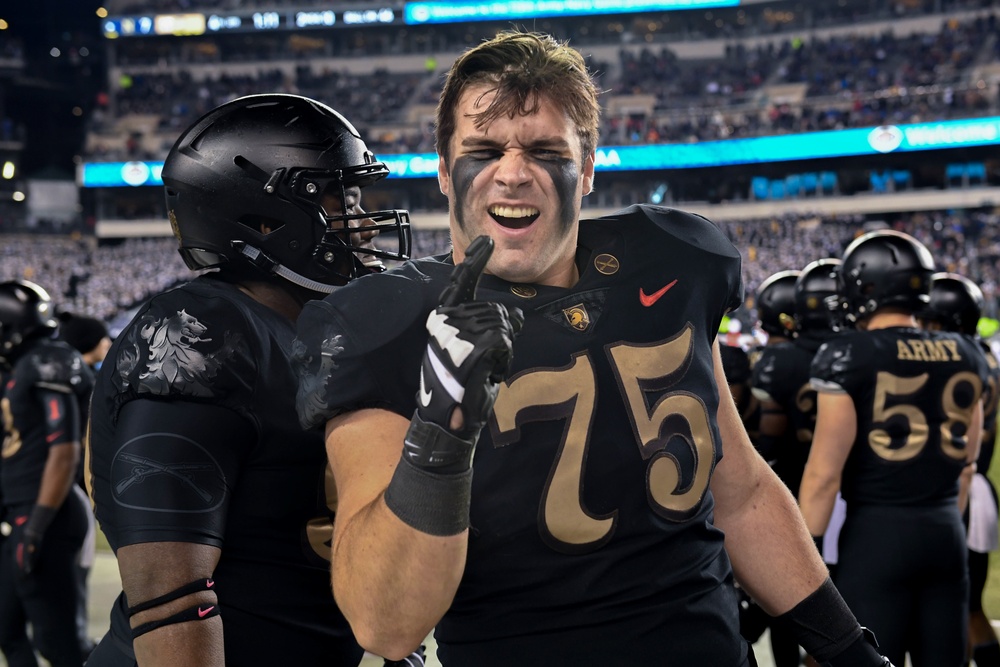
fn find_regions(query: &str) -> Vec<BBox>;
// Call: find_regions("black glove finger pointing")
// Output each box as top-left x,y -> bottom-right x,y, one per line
439,235 -> 494,307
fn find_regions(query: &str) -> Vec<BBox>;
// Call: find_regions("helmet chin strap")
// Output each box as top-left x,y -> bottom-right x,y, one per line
236,243 -> 338,294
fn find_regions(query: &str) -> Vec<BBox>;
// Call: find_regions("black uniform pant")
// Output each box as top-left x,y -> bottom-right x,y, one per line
835,503 -> 968,667
0,528 -> 39,667
1,493 -> 89,667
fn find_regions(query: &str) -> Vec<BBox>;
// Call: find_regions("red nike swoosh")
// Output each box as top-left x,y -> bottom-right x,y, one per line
198,606 -> 215,618
206,579 -> 214,588
639,279 -> 678,307
46,431 -> 64,444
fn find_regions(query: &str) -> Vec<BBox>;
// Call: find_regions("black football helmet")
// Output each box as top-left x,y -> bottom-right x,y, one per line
920,272 -> 983,336
795,258 -> 843,332
756,270 -> 800,338
162,93 -> 411,293
839,230 -> 935,324
0,280 -> 58,365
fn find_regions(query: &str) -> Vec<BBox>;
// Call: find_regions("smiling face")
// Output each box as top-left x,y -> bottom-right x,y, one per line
438,85 -> 595,288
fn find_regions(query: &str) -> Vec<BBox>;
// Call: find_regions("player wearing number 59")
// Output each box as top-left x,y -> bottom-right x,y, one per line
799,230 -> 988,667
293,30 -> 892,666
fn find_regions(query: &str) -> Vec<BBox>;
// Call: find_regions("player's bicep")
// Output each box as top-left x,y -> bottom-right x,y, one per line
104,399 -> 253,548
325,408 -> 409,539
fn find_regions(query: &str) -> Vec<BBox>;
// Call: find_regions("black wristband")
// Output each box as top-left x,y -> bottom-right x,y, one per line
824,627 -> 891,667
403,412 -> 477,474
776,578 -> 861,663
25,505 -> 58,538
384,456 -> 472,536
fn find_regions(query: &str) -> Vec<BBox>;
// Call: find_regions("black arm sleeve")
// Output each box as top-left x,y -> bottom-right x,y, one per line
103,399 -> 254,548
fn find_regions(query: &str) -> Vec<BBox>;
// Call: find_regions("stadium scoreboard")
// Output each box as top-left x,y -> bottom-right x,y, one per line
101,0 -> 750,37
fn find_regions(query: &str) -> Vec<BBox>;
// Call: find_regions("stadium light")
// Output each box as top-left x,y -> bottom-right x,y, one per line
1,161 -> 14,179
12,191 -> 25,202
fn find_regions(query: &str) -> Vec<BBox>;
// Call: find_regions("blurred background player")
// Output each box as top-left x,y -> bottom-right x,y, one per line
0,280 -> 95,667
800,230 -> 988,667
741,268 -> 802,667
84,94 -> 413,667
59,313 -> 112,373
58,311 -> 114,660
918,272 -> 1000,667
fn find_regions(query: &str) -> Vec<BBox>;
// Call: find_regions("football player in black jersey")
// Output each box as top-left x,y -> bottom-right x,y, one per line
58,312 -> 114,661
751,270 -> 799,466
918,272 -> 1000,667
743,269 -> 806,667
0,280 -> 95,667
294,30 -> 893,666
800,231 -> 989,667
85,94 -> 413,667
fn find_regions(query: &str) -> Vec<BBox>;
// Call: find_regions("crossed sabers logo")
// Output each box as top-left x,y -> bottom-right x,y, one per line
115,453 -> 215,503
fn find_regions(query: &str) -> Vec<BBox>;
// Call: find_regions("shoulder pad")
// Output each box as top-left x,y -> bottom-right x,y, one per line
110,289 -> 249,400
18,341 -> 91,394
294,261 -> 440,429
594,204 -> 741,260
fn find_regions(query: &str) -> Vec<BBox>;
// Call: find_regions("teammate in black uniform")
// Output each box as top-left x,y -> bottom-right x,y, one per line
751,261 -> 846,666
918,272 -> 1000,667
719,340 -> 759,444
738,270 -> 800,665
85,94 -> 412,667
294,30 -> 893,666
0,280 -> 94,667
751,270 -> 799,466
800,231 -> 988,667
58,312 -> 113,661
0,437 -> 39,667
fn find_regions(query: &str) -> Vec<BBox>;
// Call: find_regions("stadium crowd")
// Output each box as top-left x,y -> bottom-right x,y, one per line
84,3 -> 1000,159
1,206 -> 998,331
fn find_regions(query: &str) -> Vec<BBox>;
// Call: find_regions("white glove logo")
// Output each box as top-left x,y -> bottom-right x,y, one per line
418,367 -> 433,407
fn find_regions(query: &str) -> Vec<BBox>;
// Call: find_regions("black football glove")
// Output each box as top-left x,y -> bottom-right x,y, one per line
16,505 -> 57,579
405,236 -> 523,474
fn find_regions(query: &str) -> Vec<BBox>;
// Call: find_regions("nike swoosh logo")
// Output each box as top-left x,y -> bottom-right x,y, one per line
206,579 -> 214,588
418,367 -> 433,407
198,606 -> 215,618
46,431 -> 64,444
639,279 -> 678,307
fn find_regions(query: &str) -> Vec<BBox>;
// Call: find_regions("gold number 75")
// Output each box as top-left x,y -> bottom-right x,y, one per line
491,324 -> 715,554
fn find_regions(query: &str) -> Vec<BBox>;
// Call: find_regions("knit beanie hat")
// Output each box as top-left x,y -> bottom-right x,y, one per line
59,313 -> 110,354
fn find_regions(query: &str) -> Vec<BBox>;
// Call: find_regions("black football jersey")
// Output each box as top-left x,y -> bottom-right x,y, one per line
751,330 -> 834,496
720,342 -> 761,445
87,276 -> 361,666
1,337 -> 94,506
295,205 -> 747,664
811,326 -> 989,507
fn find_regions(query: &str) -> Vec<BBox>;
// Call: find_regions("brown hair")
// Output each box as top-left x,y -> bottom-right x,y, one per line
435,30 -> 601,165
